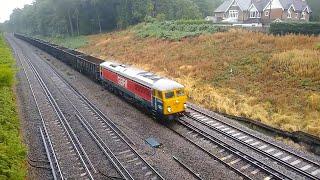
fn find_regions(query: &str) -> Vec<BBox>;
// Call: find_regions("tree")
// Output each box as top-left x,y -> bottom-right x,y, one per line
3,0 -> 217,36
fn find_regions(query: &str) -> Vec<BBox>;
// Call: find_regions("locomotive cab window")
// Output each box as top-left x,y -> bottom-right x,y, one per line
176,89 -> 185,96
154,90 -> 163,99
165,91 -> 174,99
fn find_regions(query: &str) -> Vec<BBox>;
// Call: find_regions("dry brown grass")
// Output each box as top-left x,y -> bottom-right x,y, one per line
79,29 -> 320,137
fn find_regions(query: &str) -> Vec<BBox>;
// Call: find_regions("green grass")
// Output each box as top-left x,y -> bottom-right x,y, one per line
134,20 -> 226,41
35,35 -> 88,50
0,33 -> 26,179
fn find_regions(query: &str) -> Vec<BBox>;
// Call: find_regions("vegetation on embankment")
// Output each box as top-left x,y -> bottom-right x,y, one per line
0,33 -> 26,179
76,27 -> 320,137
135,19 -> 227,40
36,35 -> 89,50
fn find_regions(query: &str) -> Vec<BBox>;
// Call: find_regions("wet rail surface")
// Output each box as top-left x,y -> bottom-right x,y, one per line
184,106 -> 320,180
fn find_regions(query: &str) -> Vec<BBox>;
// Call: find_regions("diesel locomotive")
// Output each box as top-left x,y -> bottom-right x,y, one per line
100,61 -> 187,120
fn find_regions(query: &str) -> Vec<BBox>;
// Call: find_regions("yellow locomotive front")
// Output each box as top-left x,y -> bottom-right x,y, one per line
152,79 -> 187,120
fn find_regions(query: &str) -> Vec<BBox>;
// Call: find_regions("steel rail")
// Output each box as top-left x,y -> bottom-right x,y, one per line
186,107 -> 320,180
49,71 -> 133,180
15,38 -> 95,180
39,127 -> 58,180
76,114 -> 134,180
44,57 -> 165,180
13,44 -> 64,180
188,105 -> 320,167
177,118 -> 291,180
167,124 -> 253,180
14,34 -> 165,180
172,156 -> 204,180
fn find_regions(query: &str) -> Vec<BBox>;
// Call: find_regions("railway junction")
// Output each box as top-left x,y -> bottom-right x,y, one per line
6,33 -> 320,180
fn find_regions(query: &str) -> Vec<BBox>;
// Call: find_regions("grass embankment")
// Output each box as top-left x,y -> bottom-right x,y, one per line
43,24 -> 320,137
76,27 -> 320,137
0,33 -> 26,179
134,20 -> 226,40
35,35 -> 88,49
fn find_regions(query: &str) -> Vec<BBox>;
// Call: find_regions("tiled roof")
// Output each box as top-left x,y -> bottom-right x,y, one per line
252,0 -> 270,11
280,0 -> 310,12
214,0 -> 310,13
214,0 -> 252,12
214,0 -> 233,12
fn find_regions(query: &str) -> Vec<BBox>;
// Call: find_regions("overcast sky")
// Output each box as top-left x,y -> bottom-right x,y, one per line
0,0 -> 34,23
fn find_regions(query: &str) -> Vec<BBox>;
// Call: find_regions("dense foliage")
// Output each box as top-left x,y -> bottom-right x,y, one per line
270,22 -> 320,35
308,0 -> 320,21
1,0 -> 224,36
0,33 -> 26,179
135,20 -> 225,40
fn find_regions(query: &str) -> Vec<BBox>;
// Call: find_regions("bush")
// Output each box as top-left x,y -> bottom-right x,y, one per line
270,22 -> 320,35
0,66 -> 14,87
136,20 -> 224,40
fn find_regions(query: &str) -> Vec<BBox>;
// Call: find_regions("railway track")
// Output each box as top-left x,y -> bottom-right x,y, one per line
185,106 -> 320,179
12,33 -> 320,180
11,35 -> 164,180
14,41 -> 94,180
170,117 -> 292,180
49,68 -> 165,180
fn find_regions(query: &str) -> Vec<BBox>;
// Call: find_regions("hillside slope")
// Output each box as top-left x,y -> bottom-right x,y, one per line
77,28 -> 320,137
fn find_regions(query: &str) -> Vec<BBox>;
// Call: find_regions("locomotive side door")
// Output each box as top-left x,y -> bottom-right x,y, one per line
153,90 -> 163,114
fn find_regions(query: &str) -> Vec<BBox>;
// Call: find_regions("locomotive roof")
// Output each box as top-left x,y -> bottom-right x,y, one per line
100,61 -> 184,91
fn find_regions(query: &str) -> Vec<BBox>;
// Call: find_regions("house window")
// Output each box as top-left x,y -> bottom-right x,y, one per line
265,11 -> 269,17
250,11 -> 260,18
301,12 -> 306,19
229,10 -> 239,19
295,13 -> 298,18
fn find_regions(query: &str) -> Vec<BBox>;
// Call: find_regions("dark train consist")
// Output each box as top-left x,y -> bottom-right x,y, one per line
14,33 -> 187,120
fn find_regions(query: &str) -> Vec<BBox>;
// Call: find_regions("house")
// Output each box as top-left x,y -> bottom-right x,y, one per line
214,0 -> 312,24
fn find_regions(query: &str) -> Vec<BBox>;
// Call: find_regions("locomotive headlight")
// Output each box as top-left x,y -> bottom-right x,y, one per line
167,107 -> 172,113
184,103 -> 187,109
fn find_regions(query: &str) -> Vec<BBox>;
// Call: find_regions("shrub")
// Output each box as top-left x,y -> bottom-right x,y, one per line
135,20 -> 224,40
270,22 -> 320,35
0,66 -> 14,87
155,14 -> 166,21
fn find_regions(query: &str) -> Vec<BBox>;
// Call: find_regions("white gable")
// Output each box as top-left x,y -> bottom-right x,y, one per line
303,6 -> 310,13
288,4 -> 295,11
225,0 -> 238,12
263,0 -> 284,11
249,4 -> 258,12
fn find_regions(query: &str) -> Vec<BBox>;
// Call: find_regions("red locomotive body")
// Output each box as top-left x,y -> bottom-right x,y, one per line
101,68 -> 152,102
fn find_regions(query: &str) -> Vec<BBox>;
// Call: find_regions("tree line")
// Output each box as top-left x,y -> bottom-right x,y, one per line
1,0 -> 222,36
1,0 -> 318,36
